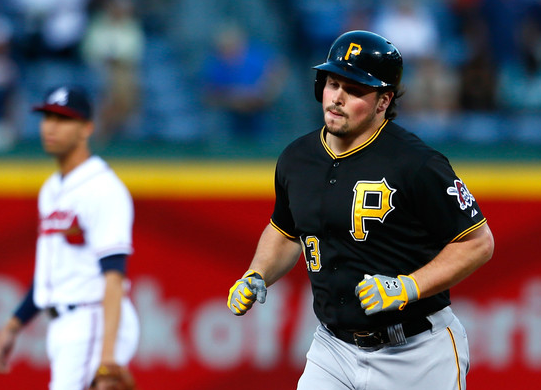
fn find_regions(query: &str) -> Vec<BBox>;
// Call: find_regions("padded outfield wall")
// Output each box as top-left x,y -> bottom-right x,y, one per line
1,160 -> 541,389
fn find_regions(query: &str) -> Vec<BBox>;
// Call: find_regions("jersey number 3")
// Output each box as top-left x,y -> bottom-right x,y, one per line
303,236 -> 321,272
350,179 -> 396,241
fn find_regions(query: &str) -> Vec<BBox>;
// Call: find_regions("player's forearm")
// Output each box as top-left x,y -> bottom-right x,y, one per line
248,223 -> 302,286
1,317 -> 23,337
0,317 -> 23,372
411,223 -> 494,299
101,271 -> 124,363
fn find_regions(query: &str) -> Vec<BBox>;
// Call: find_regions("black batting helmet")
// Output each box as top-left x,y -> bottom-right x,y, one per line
313,30 -> 403,102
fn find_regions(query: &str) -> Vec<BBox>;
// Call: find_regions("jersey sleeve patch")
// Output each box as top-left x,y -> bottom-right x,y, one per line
412,154 -> 485,243
446,179 -> 475,211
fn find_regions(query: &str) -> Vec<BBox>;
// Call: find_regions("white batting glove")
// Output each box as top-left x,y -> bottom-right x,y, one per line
227,270 -> 267,316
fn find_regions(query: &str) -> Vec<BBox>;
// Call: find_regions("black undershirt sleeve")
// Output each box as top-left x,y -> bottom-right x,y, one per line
13,281 -> 40,325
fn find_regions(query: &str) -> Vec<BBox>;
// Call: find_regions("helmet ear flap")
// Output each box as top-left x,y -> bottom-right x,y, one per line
314,70 -> 326,102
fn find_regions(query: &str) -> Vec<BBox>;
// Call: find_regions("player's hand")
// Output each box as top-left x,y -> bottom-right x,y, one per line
0,319 -> 21,373
227,270 -> 267,316
355,274 -> 419,316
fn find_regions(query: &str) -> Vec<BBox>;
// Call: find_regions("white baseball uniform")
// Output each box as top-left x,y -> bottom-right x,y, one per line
33,156 -> 139,390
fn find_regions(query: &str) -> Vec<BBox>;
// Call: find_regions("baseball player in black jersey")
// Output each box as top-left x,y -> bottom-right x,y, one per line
227,30 -> 494,390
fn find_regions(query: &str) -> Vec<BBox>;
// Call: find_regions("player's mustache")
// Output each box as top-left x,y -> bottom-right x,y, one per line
326,105 -> 348,117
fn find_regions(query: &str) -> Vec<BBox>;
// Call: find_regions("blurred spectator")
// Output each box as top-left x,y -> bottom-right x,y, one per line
0,16 -> 21,151
456,10 -> 498,111
458,54 -> 497,111
14,0 -> 89,60
371,0 -> 459,114
81,0 -> 145,144
200,22 -> 288,142
497,3 -> 541,113
477,0 -> 521,69
402,57 -> 459,114
371,0 -> 439,64
289,0 -> 362,67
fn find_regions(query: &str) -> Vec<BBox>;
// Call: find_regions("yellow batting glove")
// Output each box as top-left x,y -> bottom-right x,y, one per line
355,274 -> 420,316
227,270 -> 267,316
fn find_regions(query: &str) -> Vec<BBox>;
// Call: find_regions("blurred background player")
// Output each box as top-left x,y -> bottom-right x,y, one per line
227,30 -> 494,389
0,85 -> 139,389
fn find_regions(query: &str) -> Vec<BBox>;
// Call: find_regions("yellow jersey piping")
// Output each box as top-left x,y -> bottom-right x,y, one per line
451,218 -> 487,242
320,119 -> 389,159
446,327 -> 462,390
270,219 -> 297,239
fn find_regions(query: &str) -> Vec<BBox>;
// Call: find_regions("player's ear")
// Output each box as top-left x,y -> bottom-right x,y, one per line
82,120 -> 94,140
376,91 -> 394,114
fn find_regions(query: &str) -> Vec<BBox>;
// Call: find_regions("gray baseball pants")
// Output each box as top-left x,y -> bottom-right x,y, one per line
297,307 -> 469,390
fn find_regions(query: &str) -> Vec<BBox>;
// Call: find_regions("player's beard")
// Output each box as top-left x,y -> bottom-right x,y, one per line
324,104 -> 378,138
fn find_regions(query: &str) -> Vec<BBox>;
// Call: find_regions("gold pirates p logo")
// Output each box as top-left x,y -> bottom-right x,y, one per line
350,178 -> 396,241
345,43 -> 362,60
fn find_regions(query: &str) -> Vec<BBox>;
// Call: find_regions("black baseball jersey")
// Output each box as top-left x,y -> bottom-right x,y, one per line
271,120 -> 487,330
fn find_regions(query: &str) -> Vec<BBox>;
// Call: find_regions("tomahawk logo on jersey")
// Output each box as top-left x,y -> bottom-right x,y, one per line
39,210 -> 85,245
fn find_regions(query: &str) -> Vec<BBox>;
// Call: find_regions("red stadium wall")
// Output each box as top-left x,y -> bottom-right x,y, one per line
1,161 -> 540,389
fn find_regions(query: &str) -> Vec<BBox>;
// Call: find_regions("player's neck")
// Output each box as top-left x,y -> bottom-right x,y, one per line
325,119 -> 384,155
57,147 -> 91,177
